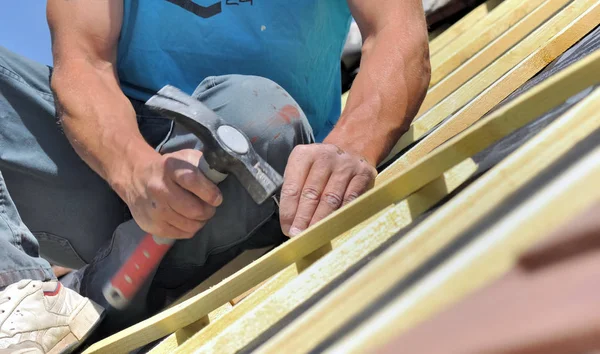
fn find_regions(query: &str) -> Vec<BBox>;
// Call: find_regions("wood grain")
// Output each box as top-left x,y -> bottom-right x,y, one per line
166,206 -> 396,352
264,87 -> 600,354
429,0 -> 546,87
419,0 -> 572,116
332,132 -> 600,354
184,160 -> 478,353
380,0 -> 600,180
428,0 -> 505,55
83,47 -> 600,354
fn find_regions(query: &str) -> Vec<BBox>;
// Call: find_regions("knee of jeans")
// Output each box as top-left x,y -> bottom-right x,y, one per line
194,75 -> 314,174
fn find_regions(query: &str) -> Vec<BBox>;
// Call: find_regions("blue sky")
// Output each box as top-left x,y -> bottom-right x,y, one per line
0,2 -> 52,65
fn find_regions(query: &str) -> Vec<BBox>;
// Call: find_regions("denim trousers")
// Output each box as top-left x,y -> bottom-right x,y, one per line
0,45 -> 313,328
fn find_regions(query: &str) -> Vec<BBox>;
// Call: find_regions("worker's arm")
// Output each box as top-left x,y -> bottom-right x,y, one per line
280,0 -> 430,236
47,0 -> 221,239
330,0 -> 430,164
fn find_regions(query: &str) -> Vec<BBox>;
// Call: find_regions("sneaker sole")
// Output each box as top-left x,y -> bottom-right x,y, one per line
49,299 -> 105,354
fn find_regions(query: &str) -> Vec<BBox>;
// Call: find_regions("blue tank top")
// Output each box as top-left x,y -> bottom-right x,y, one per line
117,0 -> 352,141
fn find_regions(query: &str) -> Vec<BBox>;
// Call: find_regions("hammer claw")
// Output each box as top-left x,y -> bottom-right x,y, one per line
146,85 -> 284,204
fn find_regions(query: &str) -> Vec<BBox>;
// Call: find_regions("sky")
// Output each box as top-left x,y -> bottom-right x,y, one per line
0,2 -> 53,65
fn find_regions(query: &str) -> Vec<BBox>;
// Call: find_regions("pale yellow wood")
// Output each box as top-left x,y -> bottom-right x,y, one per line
342,0 -> 508,113
261,87 -> 600,354
332,139 -> 600,354
84,49 -> 600,354
341,91 -> 349,111
183,266 -> 299,351
170,246 -> 273,308
154,240 -> 328,352
418,0 -> 571,116
430,0 -> 546,87
181,159 -> 481,353
428,25 -> 449,43
166,206 -> 394,352
429,0 -> 505,55
148,247 -> 272,352
149,303 -> 233,354
173,55 -> 597,349
380,0 -> 599,180
344,0 -> 534,114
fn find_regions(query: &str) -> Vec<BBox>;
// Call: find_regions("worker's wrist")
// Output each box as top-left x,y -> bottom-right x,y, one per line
324,122 -> 392,167
323,129 -> 379,167
107,138 -> 158,200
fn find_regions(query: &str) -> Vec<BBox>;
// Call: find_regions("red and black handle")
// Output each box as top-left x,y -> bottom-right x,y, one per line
103,234 -> 174,309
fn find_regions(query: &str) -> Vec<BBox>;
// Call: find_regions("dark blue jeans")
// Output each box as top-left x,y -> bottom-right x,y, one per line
0,45 -> 313,327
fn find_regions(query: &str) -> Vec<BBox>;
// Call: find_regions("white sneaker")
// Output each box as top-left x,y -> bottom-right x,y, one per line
0,279 -> 104,354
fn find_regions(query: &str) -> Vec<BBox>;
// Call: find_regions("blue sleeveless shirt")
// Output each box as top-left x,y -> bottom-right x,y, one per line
117,0 -> 352,141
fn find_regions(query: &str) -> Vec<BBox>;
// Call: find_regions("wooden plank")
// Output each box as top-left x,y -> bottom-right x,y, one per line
170,51 -> 600,354
343,0 -> 515,114
154,203 -> 396,352
428,0 -> 505,55
147,247 -> 273,352
256,87 -> 600,354
330,138 -> 600,354
418,0 -> 572,116
163,205 -> 395,352
83,49 -> 600,354
380,0 -> 600,179
148,301 -> 235,354
429,0 -> 546,87
170,246 -> 272,308
180,160 -> 480,353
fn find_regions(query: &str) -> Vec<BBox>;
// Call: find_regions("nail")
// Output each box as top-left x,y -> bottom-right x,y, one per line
289,227 -> 302,237
215,193 -> 223,206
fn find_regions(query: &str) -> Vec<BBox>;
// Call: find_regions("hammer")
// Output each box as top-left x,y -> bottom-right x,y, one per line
103,85 -> 283,309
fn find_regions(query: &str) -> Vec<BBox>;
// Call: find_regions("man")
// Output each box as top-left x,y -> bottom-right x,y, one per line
0,0 -> 429,352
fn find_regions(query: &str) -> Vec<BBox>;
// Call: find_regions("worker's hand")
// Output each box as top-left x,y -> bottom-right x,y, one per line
279,143 -> 377,237
124,149 -> 223,239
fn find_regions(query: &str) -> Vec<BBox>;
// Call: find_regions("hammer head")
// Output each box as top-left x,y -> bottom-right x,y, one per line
145,85 -> 283,205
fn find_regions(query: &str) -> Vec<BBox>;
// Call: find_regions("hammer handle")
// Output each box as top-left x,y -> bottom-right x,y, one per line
104,156 -> 223,309
104,234 -> 174,309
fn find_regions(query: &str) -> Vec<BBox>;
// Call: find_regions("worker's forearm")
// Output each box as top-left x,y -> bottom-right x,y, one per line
51,59 -> 157,196
325,26 -> 430,166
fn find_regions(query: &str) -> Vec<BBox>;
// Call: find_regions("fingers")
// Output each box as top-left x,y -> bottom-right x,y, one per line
167,150 -> 223,207
155,219 -> 205,240
343,171 -> 375,206
162,208 -> 206,236
165,178 -> 217,221
280,146 -> 314,236
279,144 -> 377,238
146,191 -> 207,238
145,149 -> 221,239
309,170 -> 353,226
289,161 -> 332,236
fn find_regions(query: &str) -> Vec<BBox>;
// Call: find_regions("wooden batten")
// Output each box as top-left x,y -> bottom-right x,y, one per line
428,0 -> 505,55
381,0 -> 600,177
262,87 -> 600,354
82,4 -> 600,353
419,0 -> 572,115
429,0 -> 546,87
331,123 -> 600,353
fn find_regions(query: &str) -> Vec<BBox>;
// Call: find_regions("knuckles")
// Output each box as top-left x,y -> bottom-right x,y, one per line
301,187 -> 321,201
322,192 -> 343,208
176,169 -> 199,187
344,191 -> 361,204
281,185 -> 300,198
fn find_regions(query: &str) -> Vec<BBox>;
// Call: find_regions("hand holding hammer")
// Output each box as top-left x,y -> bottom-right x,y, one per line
103,85 -> 283,309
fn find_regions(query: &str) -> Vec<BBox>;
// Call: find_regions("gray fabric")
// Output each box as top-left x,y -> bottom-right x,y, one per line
0,44 -> 313,310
